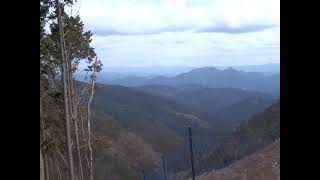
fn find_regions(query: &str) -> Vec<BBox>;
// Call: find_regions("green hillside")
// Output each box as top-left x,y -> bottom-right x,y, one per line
92,84 -> 212,154
138,85 -> 274,113
92,110 -> 161,180
195,101 -> 280,174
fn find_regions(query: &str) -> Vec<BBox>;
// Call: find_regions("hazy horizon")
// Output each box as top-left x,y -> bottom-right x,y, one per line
92,63 -> 280,81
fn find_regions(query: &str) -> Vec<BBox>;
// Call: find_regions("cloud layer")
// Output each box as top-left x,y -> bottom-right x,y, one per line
79,0 -> 279,35
75,0 -> 280,68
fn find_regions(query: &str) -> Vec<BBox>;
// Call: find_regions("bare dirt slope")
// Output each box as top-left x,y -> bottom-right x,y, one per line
197,139 -> 280,180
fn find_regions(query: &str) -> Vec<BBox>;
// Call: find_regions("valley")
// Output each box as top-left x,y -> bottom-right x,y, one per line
89,67 -> 280,179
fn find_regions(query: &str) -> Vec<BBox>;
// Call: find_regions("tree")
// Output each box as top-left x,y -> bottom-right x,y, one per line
40,0 -> 102,180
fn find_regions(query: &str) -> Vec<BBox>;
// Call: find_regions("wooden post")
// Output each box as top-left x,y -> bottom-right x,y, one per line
162,157 -> 167,180
142,170 -> 146,180
188,127 -> 196,180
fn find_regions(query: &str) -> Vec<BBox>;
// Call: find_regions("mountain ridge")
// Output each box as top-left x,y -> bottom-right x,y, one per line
104,67 -> 279,94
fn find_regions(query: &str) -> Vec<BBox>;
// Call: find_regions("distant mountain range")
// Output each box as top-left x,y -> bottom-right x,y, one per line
219,63 -> 279,73
137,85 -> 275,114
96,63 -> 279,82
103,67 -> 279,94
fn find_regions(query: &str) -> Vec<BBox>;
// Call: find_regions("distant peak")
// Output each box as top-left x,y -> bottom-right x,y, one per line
224,67 -> 238,71
190,67 -> 219,72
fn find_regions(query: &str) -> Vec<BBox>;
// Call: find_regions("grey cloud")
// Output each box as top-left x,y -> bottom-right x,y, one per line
197,24 -> 277,34
93,24 -> 276,36
174,40 -> 185,44
186,0 -> 212,7
93,29 -> 159,36
92,24 -> 194,36
262,42 -> 280,48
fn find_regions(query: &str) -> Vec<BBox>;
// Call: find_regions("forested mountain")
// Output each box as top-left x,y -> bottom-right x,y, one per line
138,85 -> 275,113
195,101 -> 280,175
137,84 -> 276,138
92,84 -> 213,155
91,83 -> 277,149
91,111 -> 161,180
84,82 -> 277,179
210,96 -> 276,128
165,102 -> 279,179
106,67 -> 279,94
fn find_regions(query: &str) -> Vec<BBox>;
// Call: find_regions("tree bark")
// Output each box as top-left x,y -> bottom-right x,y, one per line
87,57 -> 97,180
80,109 -> 90,169
56,0 -> 75,180
45,158 -> 50,180
40,149 -> 45,180
54,154 -> 63,180
40,98 -> 49,180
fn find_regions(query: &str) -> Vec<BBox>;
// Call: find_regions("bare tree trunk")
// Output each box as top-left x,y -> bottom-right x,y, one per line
79,110 -> 89,167
40,94 -> 47,180
40,99 -> 50,180
73,94 -> 84,180
87,57 -> 97,180
55,145 -> 68,167
45,158 -> 50,180
56,0 -> 75,180
71,79 -> 84,180
40,149 -> 45,180
78,85 -> 91,170
55,156 -> 63,180
49,157 -> 55,180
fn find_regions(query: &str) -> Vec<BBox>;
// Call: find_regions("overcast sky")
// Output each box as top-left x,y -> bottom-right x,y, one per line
75,0 -> 280,68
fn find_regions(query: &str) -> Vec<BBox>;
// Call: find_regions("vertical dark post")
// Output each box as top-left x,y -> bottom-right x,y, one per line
188,127 -> 196,180
142,170 -> 146,180
162,156 -> 167,180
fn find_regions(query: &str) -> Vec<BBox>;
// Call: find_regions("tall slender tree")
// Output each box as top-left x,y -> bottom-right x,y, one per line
56,0 -> 75,179
40,0 -> 102,179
